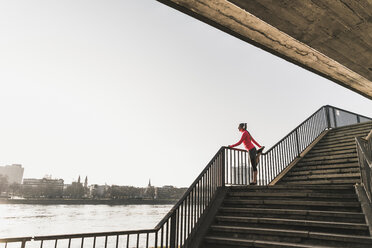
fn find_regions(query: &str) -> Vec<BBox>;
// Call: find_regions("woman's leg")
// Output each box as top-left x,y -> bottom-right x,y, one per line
249,148 -> 258,184
253,171 -> 258,184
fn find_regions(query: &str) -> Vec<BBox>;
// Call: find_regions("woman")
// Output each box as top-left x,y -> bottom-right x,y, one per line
228,123 -> 264,185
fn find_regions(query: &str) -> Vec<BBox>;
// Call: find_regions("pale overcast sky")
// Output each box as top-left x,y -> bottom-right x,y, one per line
1,0 -> 371,187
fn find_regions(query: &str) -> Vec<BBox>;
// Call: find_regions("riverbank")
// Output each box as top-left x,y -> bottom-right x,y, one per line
0,198 -> 178,205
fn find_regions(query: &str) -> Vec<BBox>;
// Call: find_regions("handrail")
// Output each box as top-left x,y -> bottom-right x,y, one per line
3,105 -> 371,248
34,229 -> 157,240
326,104 -> 372,121
356,136 -> 372,203
0,237 -> 32,243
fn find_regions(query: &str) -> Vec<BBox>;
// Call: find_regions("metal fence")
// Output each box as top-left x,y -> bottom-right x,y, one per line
2,105 -> 371,248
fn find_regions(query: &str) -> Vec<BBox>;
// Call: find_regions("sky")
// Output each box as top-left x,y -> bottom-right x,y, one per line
0,0 -> 371,187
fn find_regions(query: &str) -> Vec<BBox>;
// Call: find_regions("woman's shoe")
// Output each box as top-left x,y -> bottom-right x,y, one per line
257,146 -> 265,153
249,182 -> 257,185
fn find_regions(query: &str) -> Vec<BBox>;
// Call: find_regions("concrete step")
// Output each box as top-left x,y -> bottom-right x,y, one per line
291,163 -> 359,172
280,178 -> 361,185
215,215 -> 369,236
223,199 -> 361,208
310,143 -> 356,152
215,216 -> 369,235
322,129 -> 371,140
228,191 -> 358,200
223,199 -> 362,212
318,136 -> 362,145
226,196 -> 359,203
219,207 -> 366,223
325,130 -> 371,140
229,185 -> 356,192
300,153 -> 356,163
281,173 -> 360,182
327,122 -> 372,133
316,141 -> 356,149
310,144 -> 356,154
319,135 -> 366,145
207,225 -> 372,248
297,157 -> 358,166
227,192 -> 359,204
316,139 -> 357,148
304,149 -> 356,158
312,141 -> 356,150
204,236 -> 335,248
228,186 -> 357,196
287,167 -> 359,176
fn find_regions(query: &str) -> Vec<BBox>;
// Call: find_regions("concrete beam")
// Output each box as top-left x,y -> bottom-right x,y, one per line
157,0 -> 372,100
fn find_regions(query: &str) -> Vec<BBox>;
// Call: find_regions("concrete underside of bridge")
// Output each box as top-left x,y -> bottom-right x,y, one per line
157,0 -> 372,100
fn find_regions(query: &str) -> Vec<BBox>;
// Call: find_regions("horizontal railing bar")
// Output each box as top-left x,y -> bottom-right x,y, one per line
155,146 -> 224,228
34,229 -> 156,241
0,237 -> 32,243
225,147 -> 248,153
327,105 -> 372,120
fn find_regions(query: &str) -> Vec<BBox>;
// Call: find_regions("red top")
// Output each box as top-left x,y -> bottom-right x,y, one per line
229,130 -> 261,151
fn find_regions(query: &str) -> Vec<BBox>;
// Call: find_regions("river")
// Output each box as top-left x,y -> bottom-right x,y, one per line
0,204 -> 174,248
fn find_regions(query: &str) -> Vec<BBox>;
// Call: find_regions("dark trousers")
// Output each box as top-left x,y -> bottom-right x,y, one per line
249,147 -> 258,172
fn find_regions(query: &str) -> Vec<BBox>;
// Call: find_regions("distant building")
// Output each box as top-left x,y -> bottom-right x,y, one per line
23,178 -> 64,189
0,164 -> 24,184
22,178 -> 64,197
63,184 -> 71,191
144,179 -> 156,199
84,176 -> 88,189
89,184 -> 109,198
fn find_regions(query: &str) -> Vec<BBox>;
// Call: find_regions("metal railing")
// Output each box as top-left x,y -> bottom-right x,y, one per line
1,147 -> 226,248
356,135 -> 372,203
2,105 -> 371,248
0,237 -> 31,248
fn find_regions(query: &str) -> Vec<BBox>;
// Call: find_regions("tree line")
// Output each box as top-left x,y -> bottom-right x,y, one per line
0,176 -> 186,200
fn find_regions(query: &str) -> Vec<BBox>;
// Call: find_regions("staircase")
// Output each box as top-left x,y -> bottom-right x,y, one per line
202,122 -> 372,248
278,121 -> 372,185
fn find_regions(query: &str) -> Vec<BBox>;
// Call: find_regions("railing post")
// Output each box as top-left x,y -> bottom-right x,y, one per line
332,107 -> 338,128
295,130 -> 300,157
221,147 -> 225,187
169,212 -> 177,248
325,106 -> 331,129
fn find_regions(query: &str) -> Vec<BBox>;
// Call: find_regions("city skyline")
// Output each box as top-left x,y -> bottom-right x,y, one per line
1,0 -> 372,187
0,163 -> 183,187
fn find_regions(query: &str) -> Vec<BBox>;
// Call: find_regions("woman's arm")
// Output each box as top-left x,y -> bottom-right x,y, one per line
229,132 -> 246,148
